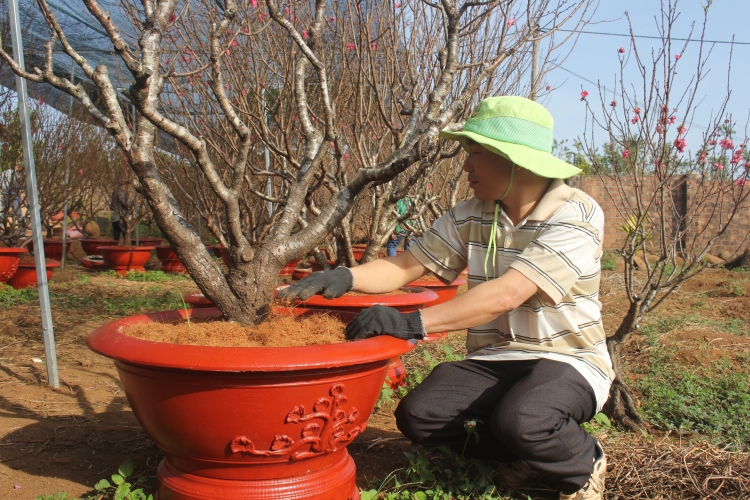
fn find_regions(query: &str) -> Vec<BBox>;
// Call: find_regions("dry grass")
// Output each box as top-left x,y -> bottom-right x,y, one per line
604,434 -> 750,499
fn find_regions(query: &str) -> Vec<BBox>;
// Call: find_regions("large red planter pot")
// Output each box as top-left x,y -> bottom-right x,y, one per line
155,245 -> 188,274
0,248 -> 26,284
86,307 -> 414,500
99,246 -> 156,275
213,245 -> 231,267
29,239 -> 72,262
80,238 -> 118,256
285,286 -> 439,391
406,277 -> 467,342
8,260 -> 61,289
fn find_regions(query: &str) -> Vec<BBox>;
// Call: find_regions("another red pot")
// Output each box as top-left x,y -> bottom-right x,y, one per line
134,237 -> 163,247
29,239 -> 72,261
405,277 -> 467,342
86,307 -> 414,500
99,246 -> 156,275
183,292 -> 214,308
288,286 -> 438,314
0,248 -> 26,284
80,238 -> 118,256
351,244 -> 367,261
8,260 -> 61,289
213,245 -> 231,267
291,268 -> 312,281
81,255 -> 109,270
278,258 -> 301,277
155,245 -> 187,274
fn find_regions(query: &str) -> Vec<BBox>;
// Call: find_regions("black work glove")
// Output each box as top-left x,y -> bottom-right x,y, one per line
277,267 -> 353,301
346,305 -> 425,341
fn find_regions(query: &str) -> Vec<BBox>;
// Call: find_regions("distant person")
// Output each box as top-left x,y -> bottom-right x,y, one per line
386,198 -> 414,257
109,183 -> 129,243
0,161 -> 24,222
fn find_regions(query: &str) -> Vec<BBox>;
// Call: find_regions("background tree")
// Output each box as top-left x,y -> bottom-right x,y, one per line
1,0 -> 594,325
580,1 -> 750,431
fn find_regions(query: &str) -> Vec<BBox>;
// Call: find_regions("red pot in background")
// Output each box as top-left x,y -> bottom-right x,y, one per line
0,248 -> 26,284
351,244 -> 367,260
80,238 -> 118,256
29,239 -> 72,262
405,277 -> 467,342
8,260 -> 61,289
99,246 -> 156,275
213,245 -> 230,267
278,258 -> 301,277
81,255 -> 109,270
183,292 -> 214,308
291,268 -> 312,281
283,286 -> 438,391
86,307 -> 414,500
0,256 -> 21,284
50,211 -> 79,222
155,245 -> 187,274
134,237 -> 163,247
460,267 -> 468,277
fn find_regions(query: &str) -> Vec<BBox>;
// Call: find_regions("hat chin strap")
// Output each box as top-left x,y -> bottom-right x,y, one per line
484,165 -> 515,281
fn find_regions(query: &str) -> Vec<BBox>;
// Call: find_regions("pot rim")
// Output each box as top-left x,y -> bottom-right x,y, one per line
17,259 -> 61,269
279,285 -> 439,308
86,307 -> 414,372
0,248 -> 28,255
98,245 -> 157,252
406,277 -> 467,288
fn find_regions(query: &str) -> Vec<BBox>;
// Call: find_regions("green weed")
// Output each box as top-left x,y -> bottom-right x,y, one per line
601,256 -> 616,271
37,460 -> 152,500
101,269 -> 121,278
400,343 -> 464,395
639,315 -> 685,336
102,291 -> 185,316
124,270 -> 191,282
0,284 -> 37,307
635,351 -> 750,451
360,446 -> 507,500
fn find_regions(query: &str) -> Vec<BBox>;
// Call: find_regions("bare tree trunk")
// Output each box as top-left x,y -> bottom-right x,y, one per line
603,303 -> 643,432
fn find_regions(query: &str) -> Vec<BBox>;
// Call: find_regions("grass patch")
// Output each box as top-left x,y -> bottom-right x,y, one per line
102,289 -> 185,316
125,270 -> 191,282
361,446 -> 506,500
635,349 -> 750,451
0,284 -> 38,307
601,255 -> 616,271
639,315 -> 686,336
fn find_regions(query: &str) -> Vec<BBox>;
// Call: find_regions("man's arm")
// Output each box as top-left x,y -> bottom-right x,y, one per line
421,268 -> 546,333
349,250 -> 428,293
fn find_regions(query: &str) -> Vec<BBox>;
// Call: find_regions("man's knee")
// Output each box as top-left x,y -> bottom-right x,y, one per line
394,391 -> 430,444
491,402 -> 552,453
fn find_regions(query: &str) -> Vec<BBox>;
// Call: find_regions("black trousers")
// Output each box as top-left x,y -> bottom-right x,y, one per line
112,221 -> 123,242
395,358 -> 598,491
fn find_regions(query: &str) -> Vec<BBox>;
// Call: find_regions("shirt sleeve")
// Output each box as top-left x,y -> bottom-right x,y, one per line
509,203 -> 604,304
409,207 -> 468,285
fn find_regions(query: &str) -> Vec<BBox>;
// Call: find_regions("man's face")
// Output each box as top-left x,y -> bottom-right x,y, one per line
462,142 -> 514,201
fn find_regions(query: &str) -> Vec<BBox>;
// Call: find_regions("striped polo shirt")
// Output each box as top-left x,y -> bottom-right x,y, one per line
410,179 -> 614,411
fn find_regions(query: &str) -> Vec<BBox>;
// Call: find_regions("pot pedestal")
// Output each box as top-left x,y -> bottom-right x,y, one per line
156,449 -> 359,500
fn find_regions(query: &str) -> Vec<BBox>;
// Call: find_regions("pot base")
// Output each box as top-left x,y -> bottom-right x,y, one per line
157,452 -> 359,500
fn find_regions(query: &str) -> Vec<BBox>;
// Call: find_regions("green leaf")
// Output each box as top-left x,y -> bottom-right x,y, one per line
95,479 -> 112,491
118,459 -> 134,478
111,474 -> 124,486
359,489 -> 378,500
593,413 -> 612,428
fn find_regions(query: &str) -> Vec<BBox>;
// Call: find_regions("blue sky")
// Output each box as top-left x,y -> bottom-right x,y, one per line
540,0 -> 749,154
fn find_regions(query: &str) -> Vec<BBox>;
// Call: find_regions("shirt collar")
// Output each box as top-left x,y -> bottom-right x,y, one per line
480,179 -> 571,222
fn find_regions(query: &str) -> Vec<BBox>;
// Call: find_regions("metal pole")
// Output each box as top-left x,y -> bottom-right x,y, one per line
8,0 -> 59,387
530,27 -> 540,101
60,62 -> 75,268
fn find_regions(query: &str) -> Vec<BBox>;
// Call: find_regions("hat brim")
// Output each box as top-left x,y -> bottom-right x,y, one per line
439,129 -> 581,179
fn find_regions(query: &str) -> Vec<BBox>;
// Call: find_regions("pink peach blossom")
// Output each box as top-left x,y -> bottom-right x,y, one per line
580,90 -> 589,100
546,85 -> 552,91
395,2 -> 401,7
622,150 -> 630,159
618,47 -> 625,53
507,18 -> 515,27
715,163 -> 724,171
677,125 -> 687,135
347,43 -> 355,51
674,138 -> 686,153
674,54 -> 680,60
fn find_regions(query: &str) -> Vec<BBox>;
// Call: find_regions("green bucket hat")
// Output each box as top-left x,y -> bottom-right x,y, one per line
439,96 -> 581,179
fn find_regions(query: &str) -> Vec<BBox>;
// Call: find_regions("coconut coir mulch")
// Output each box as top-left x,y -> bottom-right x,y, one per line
124,313 -> 346,347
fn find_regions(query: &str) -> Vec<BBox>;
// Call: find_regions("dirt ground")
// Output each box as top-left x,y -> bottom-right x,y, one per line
0,265 -> 749,499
